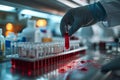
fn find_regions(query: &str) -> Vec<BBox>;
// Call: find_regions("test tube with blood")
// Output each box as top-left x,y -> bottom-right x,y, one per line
64,26 -> 70,51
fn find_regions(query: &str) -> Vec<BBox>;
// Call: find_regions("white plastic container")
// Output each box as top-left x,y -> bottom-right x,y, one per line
0,28 -> 5,56
21,20 -> 36,42
35,28 -> 41,42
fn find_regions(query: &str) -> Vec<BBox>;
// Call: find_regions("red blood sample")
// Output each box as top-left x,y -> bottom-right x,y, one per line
58,68 -> 66,73
80,67 -> 88,71
67,65 -> 72,68
64,32 -> 69,50
80,60 -> 86,64
28,71 -> 32,76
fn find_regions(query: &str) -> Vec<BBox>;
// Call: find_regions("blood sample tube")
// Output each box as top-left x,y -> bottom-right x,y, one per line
64,26 -> 70,51
80,67 -> 88,71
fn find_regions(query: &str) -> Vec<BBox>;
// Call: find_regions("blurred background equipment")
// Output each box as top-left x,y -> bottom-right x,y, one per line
0,28 -> 5,60
0,0 -> 120,80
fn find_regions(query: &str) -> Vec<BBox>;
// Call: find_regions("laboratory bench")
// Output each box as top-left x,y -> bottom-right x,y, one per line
0,47 -> 120,80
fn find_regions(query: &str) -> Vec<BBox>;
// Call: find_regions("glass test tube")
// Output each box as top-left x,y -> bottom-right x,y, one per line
64,26 -> 70,51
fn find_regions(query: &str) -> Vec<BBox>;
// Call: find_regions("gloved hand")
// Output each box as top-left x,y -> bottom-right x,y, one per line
101,56 -> 120,73
60,2 -> 106,36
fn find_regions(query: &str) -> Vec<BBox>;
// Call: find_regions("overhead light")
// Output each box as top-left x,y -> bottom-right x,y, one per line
72,0 -> 88,6
6,23 -> 13,31
0,4 -> 16,12
57,0 -> 79,8
20,9 -> 50,18
36,19 -> 47,27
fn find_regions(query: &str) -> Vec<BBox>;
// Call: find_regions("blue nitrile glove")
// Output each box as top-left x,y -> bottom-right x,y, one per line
101,56 -> 120,73
60,2 -> 106,36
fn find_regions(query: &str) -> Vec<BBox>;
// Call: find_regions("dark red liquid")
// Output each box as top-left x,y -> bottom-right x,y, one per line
58,68 -> 66,73
80,60 -> 86,64
80,67 -> 88,71
64,33 -> 69,50
67,65 -> 72,69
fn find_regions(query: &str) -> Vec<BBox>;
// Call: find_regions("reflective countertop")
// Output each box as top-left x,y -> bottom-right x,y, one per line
0,49 -> 120,80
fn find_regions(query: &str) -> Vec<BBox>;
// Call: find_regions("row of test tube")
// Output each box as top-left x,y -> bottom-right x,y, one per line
11,40 -> 81,59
